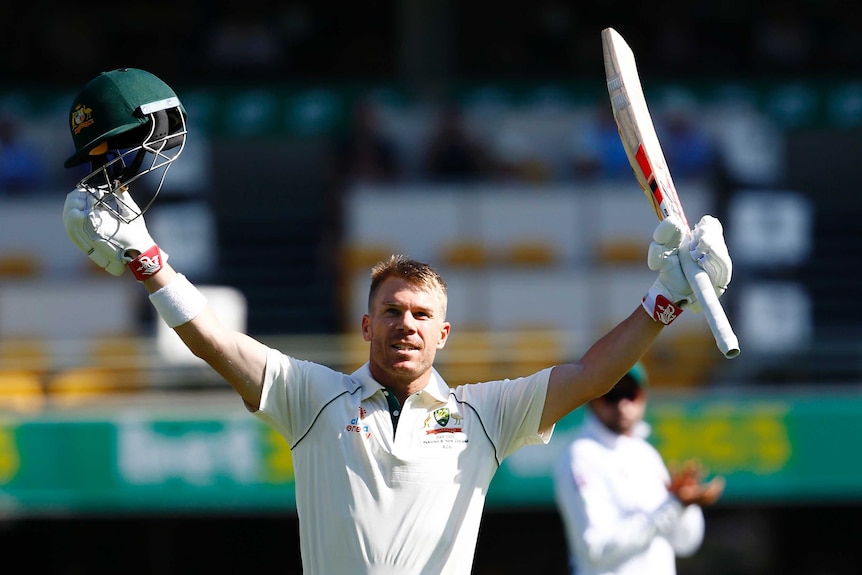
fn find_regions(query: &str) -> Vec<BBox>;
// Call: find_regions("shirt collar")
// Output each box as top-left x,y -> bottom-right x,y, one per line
351,362 -> 451,403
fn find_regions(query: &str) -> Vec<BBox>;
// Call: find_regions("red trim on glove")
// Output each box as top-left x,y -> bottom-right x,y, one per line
130,245 -> 164,281
643,293 -> 684,325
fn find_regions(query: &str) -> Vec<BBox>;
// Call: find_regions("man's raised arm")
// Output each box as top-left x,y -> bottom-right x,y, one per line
63,187 -> 269,410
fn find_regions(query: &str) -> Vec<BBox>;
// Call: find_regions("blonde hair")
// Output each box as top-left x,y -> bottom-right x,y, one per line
368,255 -> 448,317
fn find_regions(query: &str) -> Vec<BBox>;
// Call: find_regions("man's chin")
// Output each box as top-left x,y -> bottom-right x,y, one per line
372,353 -> 433,383
390,360 -> 420,374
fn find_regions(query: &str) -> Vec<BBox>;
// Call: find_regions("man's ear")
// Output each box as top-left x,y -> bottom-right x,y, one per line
436,322 -> 451,349
361,315 -> 372,341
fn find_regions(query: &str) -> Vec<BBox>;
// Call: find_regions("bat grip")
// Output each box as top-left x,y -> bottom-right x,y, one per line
679,248 -> 740,359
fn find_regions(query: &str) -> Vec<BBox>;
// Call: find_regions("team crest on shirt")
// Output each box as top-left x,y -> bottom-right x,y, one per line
423,407 -> 464,435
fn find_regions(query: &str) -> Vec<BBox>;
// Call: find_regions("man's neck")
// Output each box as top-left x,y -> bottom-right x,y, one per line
371,367 -> 432,406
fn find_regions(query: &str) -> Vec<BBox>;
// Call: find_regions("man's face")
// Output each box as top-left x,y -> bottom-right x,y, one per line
362,277 -> 450,388
590,377 -> 647,435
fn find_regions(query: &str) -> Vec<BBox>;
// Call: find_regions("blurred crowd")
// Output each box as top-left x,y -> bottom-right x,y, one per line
1,90 -> 723,198
0,115 -> 45,197
5,1 -> 852,198
8,0 -> 855,199
326,91 -> 723,189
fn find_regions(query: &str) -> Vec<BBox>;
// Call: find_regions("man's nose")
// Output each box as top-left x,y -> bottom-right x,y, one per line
398,312 -> 417,331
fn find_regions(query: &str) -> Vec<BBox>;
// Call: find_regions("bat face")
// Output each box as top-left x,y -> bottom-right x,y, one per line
601,26 -> 740,359
602,27 -> 687,228
634,143 -> 689,229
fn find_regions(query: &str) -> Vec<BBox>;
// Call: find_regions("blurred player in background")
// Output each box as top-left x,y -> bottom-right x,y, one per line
61,68 -> 732,575
553,362 -> 725,575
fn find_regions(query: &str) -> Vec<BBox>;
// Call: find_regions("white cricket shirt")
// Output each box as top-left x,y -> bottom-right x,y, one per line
553,412 -> 705,575
254,348 -> 553,575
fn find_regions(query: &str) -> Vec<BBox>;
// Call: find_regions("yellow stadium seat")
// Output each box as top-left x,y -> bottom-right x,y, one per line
339,243 -> 394,276
500,240 -> 558,268
340,334 -> 370,373
47,335 -> 147,405
0,337 -> 51,375
0,253 -> 42,278
509,326 -> 567,378
437,330 -> 499,385
595,240 -> 645,266
48,367 -> 142,406
0,370 -> 45,412
438,242 -> 490,268
641,328 -> 719,389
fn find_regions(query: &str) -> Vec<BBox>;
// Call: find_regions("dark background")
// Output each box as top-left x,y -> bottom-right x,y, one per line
4,2 -> 858,88
2,505 -> 861,574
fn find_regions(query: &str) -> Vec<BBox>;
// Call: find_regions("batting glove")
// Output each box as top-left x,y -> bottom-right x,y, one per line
643,215 -> 690,324
63,188 -> 167,281
689,215 -> 731,299
643,215 -> 731,325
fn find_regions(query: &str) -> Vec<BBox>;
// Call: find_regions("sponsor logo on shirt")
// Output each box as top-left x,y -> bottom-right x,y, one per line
345,406 -> 371,439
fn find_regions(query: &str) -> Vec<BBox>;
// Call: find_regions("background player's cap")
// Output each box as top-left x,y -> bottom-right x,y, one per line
64,68 -> 183,168
600,361 -> 648,403
622,361 -> 648,388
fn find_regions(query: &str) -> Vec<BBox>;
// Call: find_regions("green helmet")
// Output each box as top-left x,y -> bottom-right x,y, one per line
65,68 -> 187,221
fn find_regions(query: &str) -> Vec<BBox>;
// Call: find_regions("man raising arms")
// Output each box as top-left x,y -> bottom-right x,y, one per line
62,68 -> 731,575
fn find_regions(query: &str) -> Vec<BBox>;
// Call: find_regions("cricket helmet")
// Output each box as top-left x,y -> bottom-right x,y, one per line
65,68 -> 187,221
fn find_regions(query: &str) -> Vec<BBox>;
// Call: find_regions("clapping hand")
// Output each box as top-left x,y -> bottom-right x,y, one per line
667,459 -> 725,507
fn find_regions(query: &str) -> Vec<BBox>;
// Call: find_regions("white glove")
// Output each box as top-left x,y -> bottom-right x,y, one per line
63,187 -> 167,280
643,215 -> 731,324
689,215 -> 731,297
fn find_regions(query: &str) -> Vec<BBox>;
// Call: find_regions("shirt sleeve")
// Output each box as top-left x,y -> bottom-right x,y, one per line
253,347 -> 349,445
665,503 -> 705,557
460,367 -> 554,461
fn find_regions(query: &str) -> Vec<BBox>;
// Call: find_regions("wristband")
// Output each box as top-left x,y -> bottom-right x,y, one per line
642,287 -> 684,325
130,245 -> 165,281
149,273 -> 208,328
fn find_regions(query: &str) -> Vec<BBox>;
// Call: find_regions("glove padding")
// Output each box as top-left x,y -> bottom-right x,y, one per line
644,214 -> 731,324
689,215 -> 731,297
63,187 -> 166,278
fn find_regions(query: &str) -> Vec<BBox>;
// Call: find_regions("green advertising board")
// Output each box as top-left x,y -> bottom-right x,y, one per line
2,392 -> 861,516
0,413 -> 297,515
490,392 -> 862,507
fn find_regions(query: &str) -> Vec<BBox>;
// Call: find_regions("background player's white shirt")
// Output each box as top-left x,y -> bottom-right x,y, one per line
254,348 -> 553,575
553,412 -> 705,575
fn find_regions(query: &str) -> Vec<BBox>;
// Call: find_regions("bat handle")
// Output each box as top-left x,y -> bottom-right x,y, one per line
679,249 -> 740,359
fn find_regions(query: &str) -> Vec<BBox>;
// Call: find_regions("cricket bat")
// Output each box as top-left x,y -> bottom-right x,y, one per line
601,27 -> 740,359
